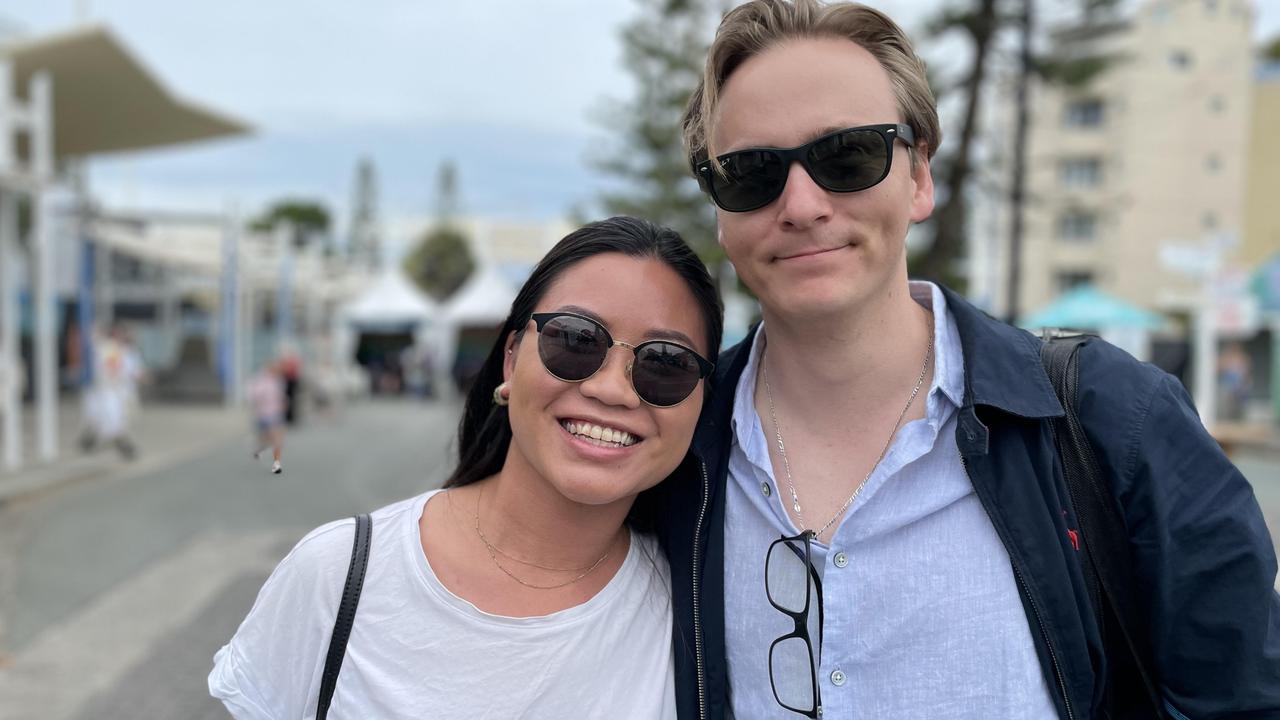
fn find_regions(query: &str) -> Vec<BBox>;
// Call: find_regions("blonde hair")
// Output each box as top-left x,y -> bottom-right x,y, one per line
682,0 -> 941,166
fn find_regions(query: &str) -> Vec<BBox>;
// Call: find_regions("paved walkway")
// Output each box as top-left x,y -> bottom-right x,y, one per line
0,399 -> 458,720
0,401 -> 246,506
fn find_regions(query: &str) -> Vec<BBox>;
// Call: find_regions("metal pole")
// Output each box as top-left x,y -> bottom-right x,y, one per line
0,59 -> 19,470
220,204 -> 241,406
0,190 -> 21,470
31,71 -> 57,461
276,223 -> 294,354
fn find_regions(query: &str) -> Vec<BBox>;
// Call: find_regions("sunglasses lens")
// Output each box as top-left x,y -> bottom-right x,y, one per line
538,315 -> 608,381
631,342 -> 704,407
710,149 -> 788,212
807,128 -> 890,192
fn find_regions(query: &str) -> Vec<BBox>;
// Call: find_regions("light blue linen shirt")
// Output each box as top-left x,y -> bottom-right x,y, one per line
724,282 -> 1058,718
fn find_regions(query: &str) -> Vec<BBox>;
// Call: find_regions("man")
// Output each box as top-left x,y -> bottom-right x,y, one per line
647,1 -> 1280,717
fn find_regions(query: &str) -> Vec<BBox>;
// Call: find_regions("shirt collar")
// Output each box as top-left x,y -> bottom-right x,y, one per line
730,280 -> 964,440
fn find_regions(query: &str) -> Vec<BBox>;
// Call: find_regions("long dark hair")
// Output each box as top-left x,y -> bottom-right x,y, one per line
443,216 -> 723,489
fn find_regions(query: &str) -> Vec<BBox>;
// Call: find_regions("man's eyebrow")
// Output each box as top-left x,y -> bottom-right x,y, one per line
722,124 -> 860,153
557,305 -> 700,349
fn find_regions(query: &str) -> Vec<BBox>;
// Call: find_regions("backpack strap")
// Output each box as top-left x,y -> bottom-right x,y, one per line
1040,334 -> 1164,716
317,513 -> 372,720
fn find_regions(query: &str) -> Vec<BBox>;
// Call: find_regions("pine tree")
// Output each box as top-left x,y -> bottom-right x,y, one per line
593,0 -> 721,265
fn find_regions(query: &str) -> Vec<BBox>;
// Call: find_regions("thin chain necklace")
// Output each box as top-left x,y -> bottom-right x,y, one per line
473,486 -> 615,590
763,323 -> 934,539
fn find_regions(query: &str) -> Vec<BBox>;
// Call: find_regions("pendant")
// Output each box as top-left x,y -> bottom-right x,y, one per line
793,501 -> 802,514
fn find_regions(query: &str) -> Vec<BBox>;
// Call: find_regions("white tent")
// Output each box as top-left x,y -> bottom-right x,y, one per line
433,267 -> 518,398
342,269 -> 438,329
443,265 -> 517,326
336,270 -> 440,395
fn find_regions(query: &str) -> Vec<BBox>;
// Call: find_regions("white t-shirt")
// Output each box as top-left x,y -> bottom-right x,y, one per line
209,490 -> 676,719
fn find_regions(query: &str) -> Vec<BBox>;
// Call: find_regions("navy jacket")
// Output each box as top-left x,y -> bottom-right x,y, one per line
640,287 -> 1280,719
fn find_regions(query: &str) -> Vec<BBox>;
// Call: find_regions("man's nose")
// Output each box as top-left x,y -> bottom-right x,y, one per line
775,161 -> 833,228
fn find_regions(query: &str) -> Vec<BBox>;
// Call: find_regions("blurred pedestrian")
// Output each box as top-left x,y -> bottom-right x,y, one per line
209,217 -> 722,718
80,323 -> 146,460
279,346 -> 302,426
1218,341 -> 1252,421
247,360 -> 286,475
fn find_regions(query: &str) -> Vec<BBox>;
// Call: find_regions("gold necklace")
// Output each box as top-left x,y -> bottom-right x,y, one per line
473,487 -> 615,590
763,323 -> 934,539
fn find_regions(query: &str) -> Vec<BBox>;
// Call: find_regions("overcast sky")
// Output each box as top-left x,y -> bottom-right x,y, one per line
3,0 -> 1277,249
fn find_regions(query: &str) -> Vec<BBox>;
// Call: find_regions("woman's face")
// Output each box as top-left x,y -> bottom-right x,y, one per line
502,252 -> 709,508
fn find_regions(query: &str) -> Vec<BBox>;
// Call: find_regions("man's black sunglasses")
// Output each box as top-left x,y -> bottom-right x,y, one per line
529,312 -> 714,408
694,123 -> 916,213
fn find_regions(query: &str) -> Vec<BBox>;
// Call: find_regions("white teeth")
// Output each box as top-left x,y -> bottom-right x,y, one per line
562,421 -> 637,447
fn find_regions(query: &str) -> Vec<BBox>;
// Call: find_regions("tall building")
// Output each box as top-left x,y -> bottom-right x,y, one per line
1243,61 -> 1280,268
977,0 -> 1257,319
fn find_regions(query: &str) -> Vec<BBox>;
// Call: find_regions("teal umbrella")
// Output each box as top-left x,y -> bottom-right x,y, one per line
1020,285 -> 1164,330
1251,253 -> 1280,313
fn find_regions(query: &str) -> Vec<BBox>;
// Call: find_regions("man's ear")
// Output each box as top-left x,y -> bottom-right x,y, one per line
909,145 -> 936,224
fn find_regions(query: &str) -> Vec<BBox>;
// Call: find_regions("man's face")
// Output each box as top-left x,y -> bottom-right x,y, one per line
709,37 -> 935,321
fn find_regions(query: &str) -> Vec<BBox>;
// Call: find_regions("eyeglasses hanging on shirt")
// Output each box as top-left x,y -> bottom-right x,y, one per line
765,530 -> 824,718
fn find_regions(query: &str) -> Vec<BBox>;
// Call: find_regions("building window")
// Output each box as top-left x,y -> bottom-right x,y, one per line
1169,49 -> 1193,70
1064,99 -> 1105,128
1056,270 -> 1096,294
1203,212 -> 1218,229
1057,210 -> 1098,242
1059,157 -> 1103,188
1206,154 -> 1221,172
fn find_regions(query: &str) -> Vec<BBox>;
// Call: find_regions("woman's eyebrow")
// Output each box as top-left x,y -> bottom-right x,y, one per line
557,305 -> 699,348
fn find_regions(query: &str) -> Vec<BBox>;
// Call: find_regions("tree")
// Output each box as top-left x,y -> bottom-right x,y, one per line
348,157 -> 381,269
250,200 -> 331,250
592,0 -> 721,266
1264,34 -> 1280,62
909,0 -> 1121,309
403,160 -> 475,301
402,226 -> 475,301
909,0 -> 1001,290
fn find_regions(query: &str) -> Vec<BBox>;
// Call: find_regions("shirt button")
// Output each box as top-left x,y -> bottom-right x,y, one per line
833,552 -> 849,568
831,669 -> 846,686
761,482 -> 772,497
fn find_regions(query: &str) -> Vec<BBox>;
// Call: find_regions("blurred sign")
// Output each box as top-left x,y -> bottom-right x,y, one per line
1215,268 -> 1260,336
1160,242 -> 1217,278
1254,254 -> 1280,313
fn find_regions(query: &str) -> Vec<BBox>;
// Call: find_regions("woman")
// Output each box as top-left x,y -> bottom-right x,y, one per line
209,216 -> 723,719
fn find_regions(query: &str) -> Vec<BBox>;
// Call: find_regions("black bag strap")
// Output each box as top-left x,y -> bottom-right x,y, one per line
317,513 -> 372,720
1040,334 -> 1164,716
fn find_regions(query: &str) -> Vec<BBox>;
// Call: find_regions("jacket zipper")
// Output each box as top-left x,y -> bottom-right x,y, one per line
960,453 -> 1075,720
692,460 -> 710,720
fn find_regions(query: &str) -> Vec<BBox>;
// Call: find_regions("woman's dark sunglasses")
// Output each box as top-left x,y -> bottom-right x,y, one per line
529,312 -> 714,408
694,123 -> 916,213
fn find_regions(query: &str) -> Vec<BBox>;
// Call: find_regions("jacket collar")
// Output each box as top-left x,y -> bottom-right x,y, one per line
939,285 -> 1064,419
691,324 -> 758,460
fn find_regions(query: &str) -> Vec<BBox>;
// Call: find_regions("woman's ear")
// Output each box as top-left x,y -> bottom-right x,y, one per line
501,331 -> 520,382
